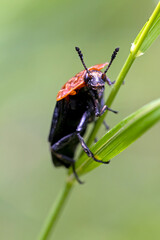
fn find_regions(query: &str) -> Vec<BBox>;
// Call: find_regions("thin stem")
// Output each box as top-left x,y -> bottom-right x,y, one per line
38,3 -> 160,239
86,2 -> 160,148
37,181 -> 73,240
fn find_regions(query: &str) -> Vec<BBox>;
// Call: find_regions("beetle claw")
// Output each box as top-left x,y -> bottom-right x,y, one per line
72,163 -> 84,184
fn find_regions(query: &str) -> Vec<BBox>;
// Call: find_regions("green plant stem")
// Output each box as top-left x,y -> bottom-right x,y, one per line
86,2 -> 160,147
37,181 -> 73,240
38,3 -> 160,239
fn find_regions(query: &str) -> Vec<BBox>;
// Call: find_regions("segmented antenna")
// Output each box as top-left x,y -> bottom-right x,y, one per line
75,47 -> 90,74
104,47 -> 119,74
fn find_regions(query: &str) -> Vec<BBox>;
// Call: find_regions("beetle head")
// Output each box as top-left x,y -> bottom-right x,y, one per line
84,71 -> 106,116
75,46 -> 119,116
85,71 -> 105,97
75,46 -> 119,85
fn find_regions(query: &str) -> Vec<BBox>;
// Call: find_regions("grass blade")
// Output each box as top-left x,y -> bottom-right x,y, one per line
68,99 -> 160,180
133,5 -> 160,56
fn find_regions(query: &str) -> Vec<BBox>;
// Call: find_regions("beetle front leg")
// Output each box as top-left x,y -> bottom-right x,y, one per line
105,76 -> 115,86
100,105 -> 118,115
76,111 -> 110,164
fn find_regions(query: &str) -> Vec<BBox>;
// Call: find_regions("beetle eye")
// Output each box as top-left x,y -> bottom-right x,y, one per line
102,73 -> 106,81
85,73 -> 92,82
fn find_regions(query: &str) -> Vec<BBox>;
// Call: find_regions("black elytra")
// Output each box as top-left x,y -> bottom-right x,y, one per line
48,47 -> 119,183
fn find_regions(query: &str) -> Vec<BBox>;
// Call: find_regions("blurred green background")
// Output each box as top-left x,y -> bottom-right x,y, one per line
0,0 -> 160,239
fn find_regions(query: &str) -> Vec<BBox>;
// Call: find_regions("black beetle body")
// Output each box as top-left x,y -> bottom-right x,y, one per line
48,47 -> 119,183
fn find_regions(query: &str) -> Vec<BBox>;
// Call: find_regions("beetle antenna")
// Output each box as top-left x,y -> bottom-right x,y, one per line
75,47 -> 90,74
104,47 -> 119,74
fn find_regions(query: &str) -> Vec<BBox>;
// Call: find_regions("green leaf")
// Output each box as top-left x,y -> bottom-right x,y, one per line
140,13 -> 160,54
68,99 -> 160,180
132,2 -> 160,57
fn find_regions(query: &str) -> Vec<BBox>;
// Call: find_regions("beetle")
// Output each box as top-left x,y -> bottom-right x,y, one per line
48,47 -> 119,183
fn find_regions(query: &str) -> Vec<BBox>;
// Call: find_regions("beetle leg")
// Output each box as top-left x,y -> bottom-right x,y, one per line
51,133 -> 76,151
102,105 -> 118,114
51,134 -> 84,183
94,121 -> 108,143
103,121 -> 109,130
77,133 -> 110,164
106,77 -> 115,86
106,76 -> 125,85
76,111 -> 110,164
51,150 -> 83,184
72,162 -> 84,184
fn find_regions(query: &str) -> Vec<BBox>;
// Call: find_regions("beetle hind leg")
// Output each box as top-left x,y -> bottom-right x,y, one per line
71,163 -> 84,184
51,150 -> 83,184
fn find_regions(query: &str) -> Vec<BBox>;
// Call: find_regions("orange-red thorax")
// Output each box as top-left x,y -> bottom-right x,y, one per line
56,62 -> 108,101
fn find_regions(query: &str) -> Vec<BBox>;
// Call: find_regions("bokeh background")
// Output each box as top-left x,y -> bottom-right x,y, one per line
0,0 -> 160,239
